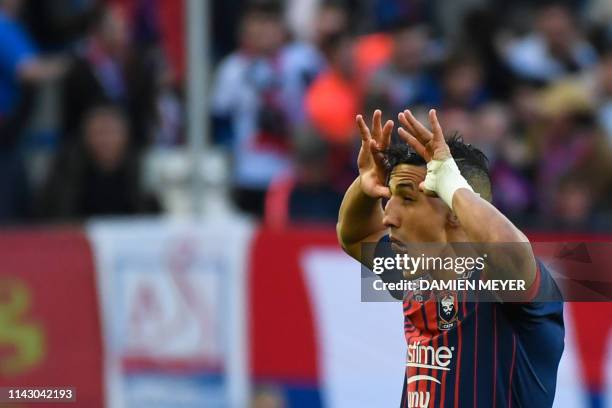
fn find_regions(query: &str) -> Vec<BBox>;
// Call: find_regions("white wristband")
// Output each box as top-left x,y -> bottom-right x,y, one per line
423,158 -> 474,209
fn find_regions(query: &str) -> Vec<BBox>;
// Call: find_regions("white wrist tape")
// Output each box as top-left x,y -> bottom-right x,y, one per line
423,158 -> 474,209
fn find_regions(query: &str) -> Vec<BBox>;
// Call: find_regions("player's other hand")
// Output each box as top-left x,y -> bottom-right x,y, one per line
397,108 -> 452,195
356,109 -> 393,199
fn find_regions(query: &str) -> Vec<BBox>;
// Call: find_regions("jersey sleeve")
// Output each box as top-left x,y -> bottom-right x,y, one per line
500,259 -> 565,399
502,258 -> 564,321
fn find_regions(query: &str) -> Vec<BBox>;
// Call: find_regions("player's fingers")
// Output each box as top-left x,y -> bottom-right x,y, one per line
371,109 -> 382,141
428,109 -> 444,142
398,111 -> 418,136
356,115 -> 371,143
381,119 -> 394,148
405,109 -> 433,144
398,128 -> 430,161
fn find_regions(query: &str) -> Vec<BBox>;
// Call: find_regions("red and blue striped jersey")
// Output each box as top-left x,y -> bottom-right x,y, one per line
376,236 -> 565,408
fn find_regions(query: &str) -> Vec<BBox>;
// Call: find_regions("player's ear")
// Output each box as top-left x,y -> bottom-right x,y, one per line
446,211 -> 461,229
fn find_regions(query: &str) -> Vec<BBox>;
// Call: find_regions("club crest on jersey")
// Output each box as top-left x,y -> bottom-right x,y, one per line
437,291 -> 458,330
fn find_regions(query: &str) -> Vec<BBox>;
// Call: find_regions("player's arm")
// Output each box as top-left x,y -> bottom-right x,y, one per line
397,109 -> 536,288
451,188 -> 536,288
337,110 -> 393,268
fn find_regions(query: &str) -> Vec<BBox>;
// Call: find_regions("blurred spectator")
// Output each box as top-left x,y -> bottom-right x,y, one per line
353,32 -> 394,82
304,30 -> 360,191
534,81 -> 611,215
211,2 -> 292,217
36,105 -> 159,220
472,103 -> 511,160
284,0 -> 319,42
288,134 -> 343,222
286,0 -> 348,43
510,80 -> 543,132
459,8 -> 516,100
305,31 -> 358,144
265,130 -> 343,226
503,1 -> 598,83
434,52 -> 489,110
0,0 -> 605,230
60,3 -> 157,148
22,0 -> 98,50
364,21 -> 436,115
0,0 -> 66,222
281,1 -> 348,126
0,0 -> 66,146
546,176 -> 607,231
476,103 -> 535,217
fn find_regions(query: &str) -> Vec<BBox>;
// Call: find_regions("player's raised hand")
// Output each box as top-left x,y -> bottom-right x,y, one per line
397,109 -> 451,162
397,109 -> 453,196
356,109 -> 394,199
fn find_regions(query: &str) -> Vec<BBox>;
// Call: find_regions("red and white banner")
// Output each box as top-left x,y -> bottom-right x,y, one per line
88,217 -> 253,408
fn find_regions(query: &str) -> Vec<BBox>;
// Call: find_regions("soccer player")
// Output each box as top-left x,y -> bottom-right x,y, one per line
336,109 -> 564,407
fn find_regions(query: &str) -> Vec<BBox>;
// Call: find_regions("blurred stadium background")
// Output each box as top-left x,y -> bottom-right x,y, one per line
0,0 -> 611,407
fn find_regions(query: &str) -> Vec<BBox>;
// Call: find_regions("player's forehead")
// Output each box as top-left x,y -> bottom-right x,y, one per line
388,164 -> 426,191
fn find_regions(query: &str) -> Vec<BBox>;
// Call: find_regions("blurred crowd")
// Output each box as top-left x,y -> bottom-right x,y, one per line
211,0 -> 612,231
0,0 -> 177,223
1,0 -> 611,232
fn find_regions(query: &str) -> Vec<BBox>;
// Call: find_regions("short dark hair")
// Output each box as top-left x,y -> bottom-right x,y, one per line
384,133 -> 492,202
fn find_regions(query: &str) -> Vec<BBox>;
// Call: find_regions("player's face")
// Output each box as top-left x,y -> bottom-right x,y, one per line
383,164 -> 450,245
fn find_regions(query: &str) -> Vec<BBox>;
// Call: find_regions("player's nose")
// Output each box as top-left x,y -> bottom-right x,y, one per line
382,199 -> 400,229
383,215 -> 400,229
